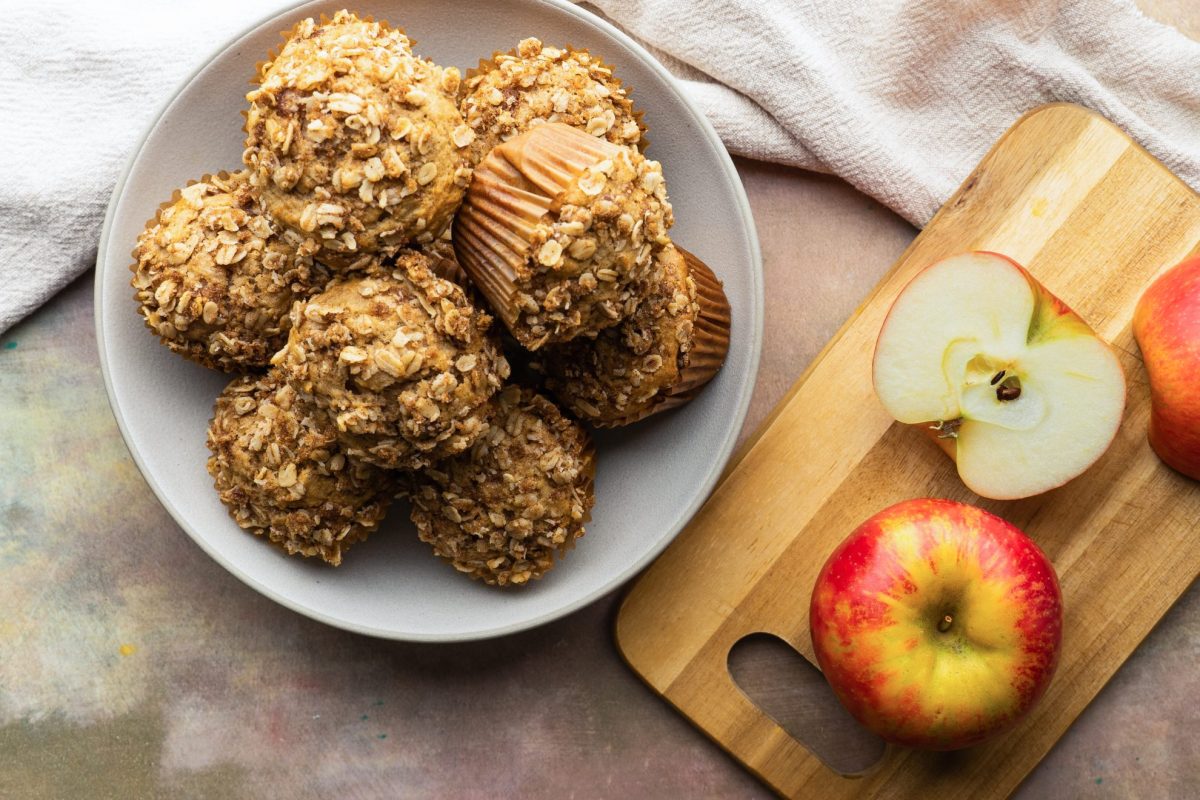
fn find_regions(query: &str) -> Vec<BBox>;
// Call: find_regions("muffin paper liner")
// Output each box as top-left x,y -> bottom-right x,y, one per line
669,245 -> 732,402
452,124 -> 622,329
418,238 -> 472,288
593,245 -> 731,427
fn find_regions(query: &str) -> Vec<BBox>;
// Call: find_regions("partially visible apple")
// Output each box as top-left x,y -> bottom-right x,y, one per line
810,498 -> 1063,750
873,252 -> 1126,500
1133,256 -> 1200,480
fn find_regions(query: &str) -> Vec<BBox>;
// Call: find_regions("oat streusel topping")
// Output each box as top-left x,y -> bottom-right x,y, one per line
512,141 -> 672,346
537,243 -> 698,424
460,37 -> 643,165
273,250 -> 509,470
409,386 -> 595,586
456,124 -> 674,349
206,372 -> 393,566
131,170 -> 328,371
243,10 -> 471,263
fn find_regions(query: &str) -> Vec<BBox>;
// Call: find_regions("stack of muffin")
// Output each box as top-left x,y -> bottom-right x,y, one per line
131,11 -> 730,587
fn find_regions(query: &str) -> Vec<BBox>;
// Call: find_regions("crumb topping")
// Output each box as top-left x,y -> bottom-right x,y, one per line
516,141 -> 672,346
537,243 -> 698,423
273,250 -> 509,469
460,37 -> 643,164
244,10 -> 471,262
131,170 -> 328,371
457,125 -> 674,348
409,386 -> 594,586
206,372 -> 393,566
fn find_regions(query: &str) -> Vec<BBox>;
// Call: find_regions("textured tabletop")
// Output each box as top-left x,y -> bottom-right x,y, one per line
2,3 -> 1199,795
2,159 -> 1197,799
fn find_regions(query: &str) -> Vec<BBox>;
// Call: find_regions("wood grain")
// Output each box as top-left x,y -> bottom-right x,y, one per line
615,104 -> 1200,799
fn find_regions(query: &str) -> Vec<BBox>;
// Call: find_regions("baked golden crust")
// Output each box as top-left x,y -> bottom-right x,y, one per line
243,11 -> 472,264
206,372 -> 393,566
453,123 -> 673,349
273,250 -> 509,470
460,37 -> 643,165
131,170 -> 327,371
409,386 -> 595,586
537,243 -> 697,424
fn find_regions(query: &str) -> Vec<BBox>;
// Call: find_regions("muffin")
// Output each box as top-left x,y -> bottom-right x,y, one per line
459,37 -> 644,166
453,122 -> 673,349
131,170 -> 327,371
206,372 -> 393,566
272,249 -> 509,469
243,11 -> 472,265
409,386 -> 595,586
537,244 -> 730,425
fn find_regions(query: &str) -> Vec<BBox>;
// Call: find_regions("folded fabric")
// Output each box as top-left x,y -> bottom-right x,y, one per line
3,0 -> 1199,334
581,0 -> 1200,222
0,1 -> 287,334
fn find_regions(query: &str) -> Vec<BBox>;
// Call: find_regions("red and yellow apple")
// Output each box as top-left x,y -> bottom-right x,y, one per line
809,498 -> 1063,750
872,251 -> 1126,500
1133,256 -> 1200,479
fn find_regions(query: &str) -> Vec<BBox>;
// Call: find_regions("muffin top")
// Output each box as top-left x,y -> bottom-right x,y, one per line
206,372 -> 393,566
454,123 -> 674,349
244,10 -> 472,264
273,250 -> 509,470
538,243 -> 699,425
131,170 -> 327,371
459,37 -> 643,165
409,386 -> 595,586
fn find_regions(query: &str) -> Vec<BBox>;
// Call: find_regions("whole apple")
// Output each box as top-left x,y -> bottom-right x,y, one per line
1133,256 -> 1200,480
809,498 -> 1063,750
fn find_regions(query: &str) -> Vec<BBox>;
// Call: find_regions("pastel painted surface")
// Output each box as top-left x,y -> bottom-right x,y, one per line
2,270 -> 1198,796
0,278 -> 764,799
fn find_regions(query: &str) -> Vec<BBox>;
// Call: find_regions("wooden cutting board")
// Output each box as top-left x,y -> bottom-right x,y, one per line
615,103 -> 1200,799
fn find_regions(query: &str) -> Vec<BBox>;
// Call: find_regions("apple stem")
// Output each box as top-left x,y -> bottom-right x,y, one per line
938,614 -> 953,633
931,418 -> 962,439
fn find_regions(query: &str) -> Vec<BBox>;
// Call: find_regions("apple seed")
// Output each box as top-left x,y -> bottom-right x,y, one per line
996,375 -> 1022,402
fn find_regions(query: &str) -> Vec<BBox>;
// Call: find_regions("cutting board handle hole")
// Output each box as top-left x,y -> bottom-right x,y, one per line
727,633 -> 886,776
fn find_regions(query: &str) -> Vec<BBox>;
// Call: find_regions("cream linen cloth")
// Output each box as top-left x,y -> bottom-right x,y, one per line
3,0 -> 1200,333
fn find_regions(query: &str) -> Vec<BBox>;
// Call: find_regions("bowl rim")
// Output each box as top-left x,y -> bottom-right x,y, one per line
94,0 -> 764,642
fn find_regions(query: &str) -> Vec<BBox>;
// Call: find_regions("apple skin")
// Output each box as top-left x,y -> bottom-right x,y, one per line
1133,256 -> 1200,480
980,252 -> 1094,343
809,498 -> 1063,750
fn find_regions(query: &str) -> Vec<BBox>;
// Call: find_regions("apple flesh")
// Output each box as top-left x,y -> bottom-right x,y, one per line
1133,256 -> 1200,479
810,498 -> 1063,750
873,252 -> 1126,500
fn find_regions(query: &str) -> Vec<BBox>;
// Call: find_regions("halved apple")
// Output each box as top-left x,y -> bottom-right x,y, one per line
873,252 -> 1126,500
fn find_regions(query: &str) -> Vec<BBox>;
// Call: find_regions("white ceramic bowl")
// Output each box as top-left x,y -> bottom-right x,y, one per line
96,0 -> 762,641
